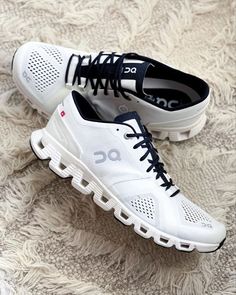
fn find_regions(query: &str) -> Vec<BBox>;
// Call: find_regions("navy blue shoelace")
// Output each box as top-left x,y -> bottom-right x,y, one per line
65,51 -> 139,100
126,127 -> 180,197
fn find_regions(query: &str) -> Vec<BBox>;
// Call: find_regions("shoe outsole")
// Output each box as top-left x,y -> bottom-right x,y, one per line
11,49 -> 17,72
29,129 -> 226,253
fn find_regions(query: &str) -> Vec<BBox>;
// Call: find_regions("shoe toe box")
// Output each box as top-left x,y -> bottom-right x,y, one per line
12,42 -> 68,115
176,195 -> 226,246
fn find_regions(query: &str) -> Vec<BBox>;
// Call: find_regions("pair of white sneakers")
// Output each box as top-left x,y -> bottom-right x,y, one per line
12,42 -> 226,253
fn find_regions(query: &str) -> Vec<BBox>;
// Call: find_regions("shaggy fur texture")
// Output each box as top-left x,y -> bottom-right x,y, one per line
0,0 -> 235,294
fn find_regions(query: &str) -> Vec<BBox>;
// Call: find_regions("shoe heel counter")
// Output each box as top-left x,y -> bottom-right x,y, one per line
45,105 -> 81,157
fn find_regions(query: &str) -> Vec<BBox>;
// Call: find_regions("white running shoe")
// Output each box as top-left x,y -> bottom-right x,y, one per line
13,42 -> 210,141
30,91 -> 226,252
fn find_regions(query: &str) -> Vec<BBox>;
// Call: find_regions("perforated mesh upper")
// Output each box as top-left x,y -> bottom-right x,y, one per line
42,45 -> 63,64
130,194 -> 156,220
181,200 -> 211,223
27,51 -> 60,93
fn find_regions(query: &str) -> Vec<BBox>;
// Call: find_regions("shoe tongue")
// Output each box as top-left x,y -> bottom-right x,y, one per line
114,111 -> 145,133
120,60 -> 152,97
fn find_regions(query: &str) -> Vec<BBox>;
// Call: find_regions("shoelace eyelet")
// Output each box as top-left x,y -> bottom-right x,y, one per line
124,133 -> 130,140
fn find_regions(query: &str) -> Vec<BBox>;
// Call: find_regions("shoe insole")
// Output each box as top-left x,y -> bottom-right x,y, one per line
143,78 -> 201,110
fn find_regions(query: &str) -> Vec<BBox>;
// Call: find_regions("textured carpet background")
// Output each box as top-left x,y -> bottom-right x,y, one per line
0,0 -> 235,294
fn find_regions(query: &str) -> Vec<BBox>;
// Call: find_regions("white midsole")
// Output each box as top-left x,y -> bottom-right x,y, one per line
30,128 -> 220,253
148,112 -> 207,141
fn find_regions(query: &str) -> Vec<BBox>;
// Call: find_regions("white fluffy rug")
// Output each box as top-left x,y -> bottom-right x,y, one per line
0,0 -> 235,294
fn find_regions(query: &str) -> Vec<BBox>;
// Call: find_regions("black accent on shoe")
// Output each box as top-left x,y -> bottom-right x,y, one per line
206,237 -> 226,253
